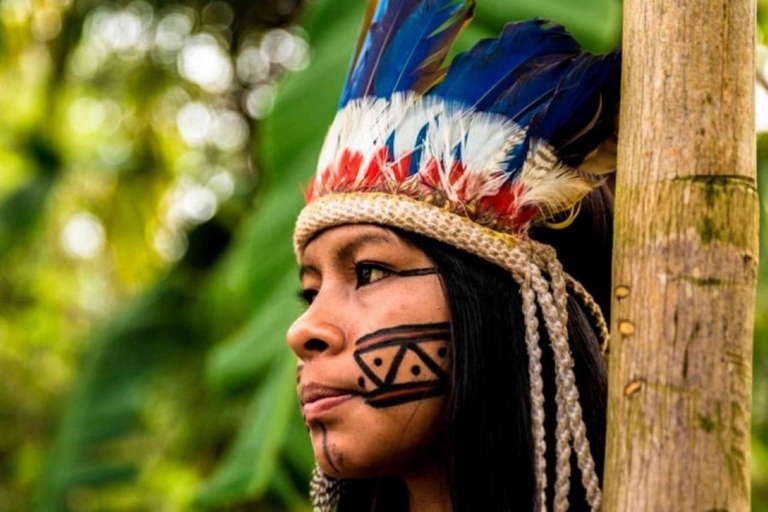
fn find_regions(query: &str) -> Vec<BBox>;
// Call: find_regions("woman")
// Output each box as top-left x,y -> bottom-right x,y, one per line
286,1 -> 620,510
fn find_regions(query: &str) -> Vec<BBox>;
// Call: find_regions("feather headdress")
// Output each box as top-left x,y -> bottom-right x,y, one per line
301,0 -> 619,235
294,1 -> 620,511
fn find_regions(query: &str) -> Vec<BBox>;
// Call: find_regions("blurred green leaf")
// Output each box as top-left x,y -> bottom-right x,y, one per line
206,273 -> 303,394
0,135 -> 61,260
33,255 -> 222,510
473,0 -> 622,53
197,351 -> 297,505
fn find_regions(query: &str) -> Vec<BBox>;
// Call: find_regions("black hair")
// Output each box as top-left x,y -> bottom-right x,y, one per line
337,185 -> 612,511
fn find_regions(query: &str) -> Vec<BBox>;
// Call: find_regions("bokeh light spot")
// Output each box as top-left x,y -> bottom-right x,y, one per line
176,102 -> 212,147
244,84 -> 275,119
211,110 -> 249,151
182,185 -> 218,223
153,227 -> 187,262
236,46 -> 270,84
207,169 -> 235,200
155,10 -> 195,52
202,2 -> 234,28
177,34 -> 233,93
61,213 -> 106,260
31,7 -> 62,41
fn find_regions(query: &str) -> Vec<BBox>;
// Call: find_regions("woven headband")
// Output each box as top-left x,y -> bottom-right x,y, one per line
292,1 -> 620,510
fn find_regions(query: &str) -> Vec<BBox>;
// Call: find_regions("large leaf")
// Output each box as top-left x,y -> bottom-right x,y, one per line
33,218 -> 233,510
196,351 -> 298,506
34,274 -> 197,511
206,273 -> 303,394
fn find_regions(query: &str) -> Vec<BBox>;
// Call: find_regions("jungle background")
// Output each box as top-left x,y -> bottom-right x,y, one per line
0,0 -> 764,510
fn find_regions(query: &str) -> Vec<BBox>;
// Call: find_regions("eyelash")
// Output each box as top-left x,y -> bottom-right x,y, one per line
355,261 -> 393,288
297,288 -> 317,305
297,262 -> 393,306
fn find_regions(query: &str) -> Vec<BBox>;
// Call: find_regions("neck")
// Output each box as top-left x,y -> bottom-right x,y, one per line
401,465 -> 452,512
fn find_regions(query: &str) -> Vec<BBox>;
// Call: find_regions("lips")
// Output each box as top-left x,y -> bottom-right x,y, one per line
300,382 -> 359,419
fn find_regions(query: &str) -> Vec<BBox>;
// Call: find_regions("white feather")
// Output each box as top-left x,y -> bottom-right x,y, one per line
314,93 -> 603,225
517,140 -> 597,215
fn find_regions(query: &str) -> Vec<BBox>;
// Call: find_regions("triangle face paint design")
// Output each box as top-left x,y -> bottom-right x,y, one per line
357,345 -> 402,385
415,340 -> 449,367
393,346 -> 441,384
353,323 -> 450,408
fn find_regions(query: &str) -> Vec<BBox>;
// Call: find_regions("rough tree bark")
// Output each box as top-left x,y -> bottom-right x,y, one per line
603,1 -> 757,511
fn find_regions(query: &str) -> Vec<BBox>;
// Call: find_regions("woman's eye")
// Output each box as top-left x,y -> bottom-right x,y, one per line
297,288 -> 318,305
355,263 -> 392,288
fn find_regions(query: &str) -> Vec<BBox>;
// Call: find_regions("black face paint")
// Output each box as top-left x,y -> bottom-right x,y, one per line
354,322 -> 450,408
319,421 -> 341,473
393,267 -> 439,278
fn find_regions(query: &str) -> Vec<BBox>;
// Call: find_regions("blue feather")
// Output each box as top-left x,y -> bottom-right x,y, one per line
409,124 -> 430,175
528,52 -> 621,164
377,0 -> 473,95
341,0 -> 474,107
427,20 -> 581,111
342,0 -> 417,106
504,136 -> 530,174
489,57 -> 574,125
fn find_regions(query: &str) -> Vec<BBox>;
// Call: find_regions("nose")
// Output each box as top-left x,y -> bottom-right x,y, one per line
286,293 -> 346,361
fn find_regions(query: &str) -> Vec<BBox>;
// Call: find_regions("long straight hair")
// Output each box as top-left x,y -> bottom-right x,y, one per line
337,186 -> 613,511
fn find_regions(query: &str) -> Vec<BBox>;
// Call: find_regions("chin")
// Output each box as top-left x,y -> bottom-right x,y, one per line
307,395 -> 447,479
311,434 -> 430,481
312,442 -> 384,479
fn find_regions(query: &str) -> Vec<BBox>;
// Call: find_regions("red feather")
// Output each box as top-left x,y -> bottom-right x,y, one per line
391,152 -> 412,182
360,146 -> 389,188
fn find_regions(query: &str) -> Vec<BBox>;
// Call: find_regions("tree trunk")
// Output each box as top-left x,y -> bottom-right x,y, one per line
603,1 -> 757,511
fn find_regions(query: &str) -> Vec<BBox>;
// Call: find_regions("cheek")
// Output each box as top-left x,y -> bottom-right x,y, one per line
385,278 -> 449,322
355,336 -> 450,407
353,272 -> 450,329
311,325 -> 451,478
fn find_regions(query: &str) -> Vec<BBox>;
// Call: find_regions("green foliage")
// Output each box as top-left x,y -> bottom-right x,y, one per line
35,272 -> 200,511
197,352 -> 299,506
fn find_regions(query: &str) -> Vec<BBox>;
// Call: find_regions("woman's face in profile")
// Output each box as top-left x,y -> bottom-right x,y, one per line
287,224 -> 451,479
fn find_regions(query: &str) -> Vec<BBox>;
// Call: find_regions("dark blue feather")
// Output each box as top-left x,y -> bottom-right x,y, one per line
408,124 -> 430,175
341,0 -> 473,107
503,135 -> 530,174
528,52 -> 621,164
489,57 -> 575,125
427,20 -> 581,111
501,52 -> 620,172
342,0 -> 419,106
377,0 -> 473,96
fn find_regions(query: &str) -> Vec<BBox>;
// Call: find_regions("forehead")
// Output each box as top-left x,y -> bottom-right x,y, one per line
300,224 -> 405,262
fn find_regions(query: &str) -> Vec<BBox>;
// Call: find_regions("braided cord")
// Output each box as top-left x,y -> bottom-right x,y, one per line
528,261 -> 572,511
545,256 -> 602,511
565,275 -> 611,356
522,271 -> 548,511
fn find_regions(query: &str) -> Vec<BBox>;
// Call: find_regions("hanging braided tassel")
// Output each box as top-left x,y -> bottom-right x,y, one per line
522,269 -> 548,511
545,255 -> 602,510
524,252 -> 602,512
565,274 -> 611,357
310,464 -> 344,512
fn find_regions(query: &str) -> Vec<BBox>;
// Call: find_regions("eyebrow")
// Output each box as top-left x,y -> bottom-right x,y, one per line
335,232 -> 393,263
298,232 -> 395,280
